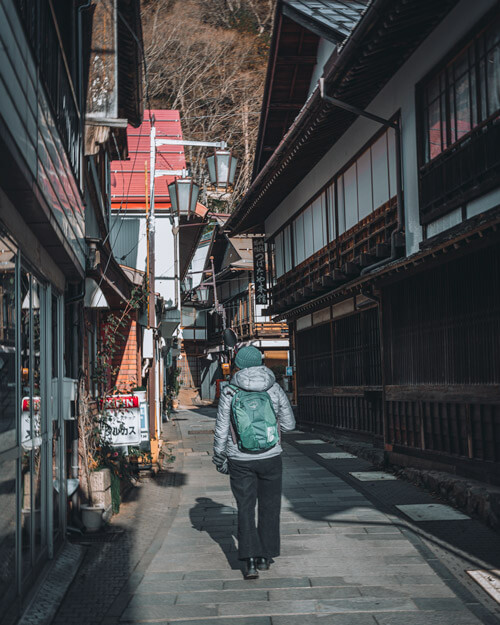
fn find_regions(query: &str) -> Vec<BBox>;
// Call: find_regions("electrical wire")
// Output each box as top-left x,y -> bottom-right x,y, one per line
118,231 -> 147,263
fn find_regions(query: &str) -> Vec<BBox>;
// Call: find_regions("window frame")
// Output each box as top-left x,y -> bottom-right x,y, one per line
270,119 -> 398,276
416,8 -> 500,168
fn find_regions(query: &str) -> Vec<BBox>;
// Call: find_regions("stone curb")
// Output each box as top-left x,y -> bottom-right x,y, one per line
396,467 -> 500,531
297,424 -> 500,532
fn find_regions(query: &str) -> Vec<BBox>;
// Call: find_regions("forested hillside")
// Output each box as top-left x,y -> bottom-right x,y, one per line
142,0 -> 275,210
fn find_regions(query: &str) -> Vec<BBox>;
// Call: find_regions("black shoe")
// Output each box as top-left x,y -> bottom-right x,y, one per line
244,558 -> 259,579
256,557 -> 270,571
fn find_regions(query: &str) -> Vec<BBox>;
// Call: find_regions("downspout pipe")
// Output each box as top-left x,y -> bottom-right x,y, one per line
229,0 -> 390,235
78,0 -> 92,182
318,78 -> 405,277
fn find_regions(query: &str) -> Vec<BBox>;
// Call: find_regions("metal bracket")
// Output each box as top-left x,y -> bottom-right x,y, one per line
154,169 -> 190,178
155,139 -> 227,149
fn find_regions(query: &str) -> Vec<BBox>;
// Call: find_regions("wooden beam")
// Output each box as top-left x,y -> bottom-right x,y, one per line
357,253 -> 377,267
342,262 -> 360,278
275,55 -> 317,65
373,243 -> 390,258
268,102 -> 304,111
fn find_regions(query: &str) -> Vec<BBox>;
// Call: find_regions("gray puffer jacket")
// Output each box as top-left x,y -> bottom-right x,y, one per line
213,365 -> 296,461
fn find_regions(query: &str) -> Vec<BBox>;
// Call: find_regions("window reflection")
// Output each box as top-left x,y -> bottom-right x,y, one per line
0,459 -> 17,602
20,272 -> 45,575
0,234 -> 17,606
422,18 -> 500,163
0,238 -> 17,452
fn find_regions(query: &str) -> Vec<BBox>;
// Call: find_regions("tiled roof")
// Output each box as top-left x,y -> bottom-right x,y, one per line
111,110 -> 185,211
229,237 -> 254,263
283,0 -> 369,42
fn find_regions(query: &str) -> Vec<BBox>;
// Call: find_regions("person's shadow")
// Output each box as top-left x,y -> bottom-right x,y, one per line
189,497 -> 240,570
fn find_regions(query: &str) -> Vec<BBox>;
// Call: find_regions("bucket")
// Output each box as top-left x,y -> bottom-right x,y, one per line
81,504 -> 104,532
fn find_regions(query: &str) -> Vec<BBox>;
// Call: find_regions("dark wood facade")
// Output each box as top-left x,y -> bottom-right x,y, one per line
382,243 -> 500,479
229,0 -> 500,483
291,233 -> 500,483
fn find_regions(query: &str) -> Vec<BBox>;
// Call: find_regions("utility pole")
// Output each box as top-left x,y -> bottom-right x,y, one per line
148,122 -> 157,450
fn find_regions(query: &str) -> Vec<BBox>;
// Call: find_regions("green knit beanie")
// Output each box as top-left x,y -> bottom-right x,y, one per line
234,346 -> 262,369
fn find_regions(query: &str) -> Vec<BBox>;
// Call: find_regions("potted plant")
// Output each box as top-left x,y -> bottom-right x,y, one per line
166,368 -> 182,414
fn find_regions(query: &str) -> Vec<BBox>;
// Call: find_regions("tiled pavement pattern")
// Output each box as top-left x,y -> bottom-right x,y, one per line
18,543 -> 85,625
103,406 -> 500,625
50,420 -> 184,625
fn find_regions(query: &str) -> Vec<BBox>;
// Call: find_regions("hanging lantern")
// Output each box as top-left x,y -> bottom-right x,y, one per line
195,285 -> 210,304
207,149 -> 237,188
168,177 -> 200,217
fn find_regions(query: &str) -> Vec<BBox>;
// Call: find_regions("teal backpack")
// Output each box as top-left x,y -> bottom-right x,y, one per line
228,385 -> 279,453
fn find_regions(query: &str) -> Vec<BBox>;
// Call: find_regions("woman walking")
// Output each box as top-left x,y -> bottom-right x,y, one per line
212,346 -> 295,579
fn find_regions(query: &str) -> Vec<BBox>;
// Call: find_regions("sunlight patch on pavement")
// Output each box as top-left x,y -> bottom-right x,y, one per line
396,503 -> 469,521
350,471 -> 397,481
296,439 -> 327,444
467,570 -> 500,603
318,452 -> 357,459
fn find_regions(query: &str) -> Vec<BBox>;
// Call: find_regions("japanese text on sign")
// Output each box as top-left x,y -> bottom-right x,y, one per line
252,237 -> 268,305
102,395 -> 141,446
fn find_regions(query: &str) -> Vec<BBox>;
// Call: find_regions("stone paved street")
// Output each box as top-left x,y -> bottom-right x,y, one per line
103,405 -> 500,625
51,405 -> 500,625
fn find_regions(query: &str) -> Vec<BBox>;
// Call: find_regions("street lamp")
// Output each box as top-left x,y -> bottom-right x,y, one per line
168,176 -> 200,217
195,284 -> 210,304
207,149 -> 237,188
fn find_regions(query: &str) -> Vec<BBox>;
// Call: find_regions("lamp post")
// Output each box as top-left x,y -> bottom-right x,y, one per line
148,127 -> 237,446
155,138 -> 238,190
209,255 -> 226,331
195,284 -> 210,305
207,149 -> 237,188
168,176 -> 200,218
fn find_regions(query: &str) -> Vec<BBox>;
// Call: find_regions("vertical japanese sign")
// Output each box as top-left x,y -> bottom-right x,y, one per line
253,237 -> 268,305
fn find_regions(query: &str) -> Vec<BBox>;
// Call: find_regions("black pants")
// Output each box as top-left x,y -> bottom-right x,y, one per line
228,455 -> 282,561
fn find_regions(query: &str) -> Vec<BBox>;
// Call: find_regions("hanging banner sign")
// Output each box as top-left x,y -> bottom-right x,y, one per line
139,401 -> 149,442
252,237 -> 268,305
21,397 -> 42,449
102,395 -> 141,446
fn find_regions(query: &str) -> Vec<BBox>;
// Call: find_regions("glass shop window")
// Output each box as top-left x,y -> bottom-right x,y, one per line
0,236 -> 17,450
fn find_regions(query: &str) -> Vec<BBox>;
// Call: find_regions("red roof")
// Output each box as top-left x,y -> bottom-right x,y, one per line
111,110 -> 186,211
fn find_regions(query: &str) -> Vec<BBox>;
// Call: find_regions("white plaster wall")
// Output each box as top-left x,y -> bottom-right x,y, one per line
264,0 -> 496,256
155,216 -> 178,308
111,214 -> 177,308
308,38 -> 336,95
189,244 -> 210,289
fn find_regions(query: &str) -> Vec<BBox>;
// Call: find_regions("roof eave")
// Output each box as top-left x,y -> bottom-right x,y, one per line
228,0 -> 460,236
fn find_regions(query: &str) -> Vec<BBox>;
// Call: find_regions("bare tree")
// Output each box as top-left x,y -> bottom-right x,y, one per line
142,0 -> 275,211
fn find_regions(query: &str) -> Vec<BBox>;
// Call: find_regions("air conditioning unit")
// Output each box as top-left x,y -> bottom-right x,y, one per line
62,378 -> 78,420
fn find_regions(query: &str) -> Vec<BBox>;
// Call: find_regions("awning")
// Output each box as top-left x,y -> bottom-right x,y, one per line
206,345 -> 226,354
84,277 -> 110,309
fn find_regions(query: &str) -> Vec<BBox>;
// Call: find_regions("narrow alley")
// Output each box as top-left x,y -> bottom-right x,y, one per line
46,405 -> 500,625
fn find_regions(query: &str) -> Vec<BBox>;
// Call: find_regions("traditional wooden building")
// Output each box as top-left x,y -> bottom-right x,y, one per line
181,218 -> 289,401
228,0 -> 500,483
0,0 -> 143,620
110,110 -> 208,444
